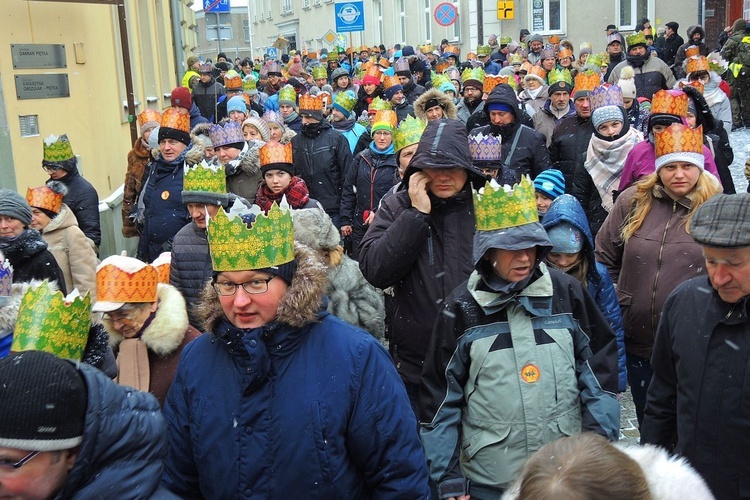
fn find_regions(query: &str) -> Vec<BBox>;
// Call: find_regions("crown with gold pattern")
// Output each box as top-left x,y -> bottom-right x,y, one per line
483,74 -> 509,94
557,48 -> 573,60
462,67 -> 486,85
685,45 -> 701,58
686,56 -> 710,75
43,134 -> 75,164
626,31 -> 648,48
679,79 -> 705,94
299,93 -> 325,113
183,160 -> 227,197
278,85 -> 298,106
312,66 -> 328,80
260,140 -> 293,166
152,253 -> 171,284
651,89 -> 688,116
26,185 -> 63,214
0,259 -> 13,297
376,57 -> 390,68
442,45 -> 460,57
436,59 -> 452,74
161,107 -> 191,133
472,176 -> 538,231
573,70 -> 601,98
420,43 -> 434,54
12,282 -> 91,361
468,132 -> 503,163
224,70 -> 243,90
207,200 -> 294,272
94,256 -> 158,309
655,124 -> 704,171
508,53 -> 524,66
369,96 -> 393,112
383,75 -> 402,90
138,109 -> 162,128
393,115 -> 427,153
525,66 -> 547,81
371,110 -> 398,133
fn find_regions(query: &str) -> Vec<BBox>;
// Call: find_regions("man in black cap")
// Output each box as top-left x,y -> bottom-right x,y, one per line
533,77 -> 575,146
642,192 -> 750,500
0,350 -> 169,498
660,21 -> 684,68
605,23 -> 618,35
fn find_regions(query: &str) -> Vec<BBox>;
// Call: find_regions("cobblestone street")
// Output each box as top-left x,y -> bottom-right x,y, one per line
619,390 -> 640,445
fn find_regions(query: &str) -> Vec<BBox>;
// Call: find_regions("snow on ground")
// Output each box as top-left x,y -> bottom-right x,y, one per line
729,128 -> 750,193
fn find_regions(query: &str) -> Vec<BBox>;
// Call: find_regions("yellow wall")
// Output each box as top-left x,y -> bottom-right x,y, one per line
1,1 -> 193,197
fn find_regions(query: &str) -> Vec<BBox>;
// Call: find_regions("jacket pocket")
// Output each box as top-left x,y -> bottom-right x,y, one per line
310,400 -> 334,484
554,407 -> 582,437
615,289 -> 633,337
461,420 -> 522,487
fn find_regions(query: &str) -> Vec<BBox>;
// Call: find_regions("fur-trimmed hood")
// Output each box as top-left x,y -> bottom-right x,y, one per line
0,280 -> 56,334
42,204 -> 77,234
226,140 -> 264,177
279,127 -> 297,144
102,283 -> 189,357
414,87 -> 458,120
197,241 -> 328,332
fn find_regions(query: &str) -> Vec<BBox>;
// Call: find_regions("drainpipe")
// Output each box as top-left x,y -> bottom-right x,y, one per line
477,0 -> 484,44
170,0 -> 184,87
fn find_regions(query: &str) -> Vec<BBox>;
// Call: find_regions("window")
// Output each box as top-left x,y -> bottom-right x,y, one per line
302,0 -> 310,8
451,0 -> 461,41
424,0 -> 431,43
617,0 -> 650,30
281,0 -> 292,13
529,0 -> 564,34
399,0 -> 406,44
376,0 -> 384,45
243,20 -> 251,41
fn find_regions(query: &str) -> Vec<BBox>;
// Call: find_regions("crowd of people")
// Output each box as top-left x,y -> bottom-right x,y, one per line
0,18 -> 750,500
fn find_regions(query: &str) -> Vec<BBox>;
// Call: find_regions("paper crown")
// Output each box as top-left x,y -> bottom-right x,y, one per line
183,160 -> 227,194
548,68 -> 573,86
420,43 -> 434,54
26,185 -> 63,214
224,70 -> 243,90
312,66 -> 328,80
431,73 -> 451,89
557,48 -> 573,60
686,56 -> 710,75
393,115 -> 427,152
161,107 -> 191,133
540,45 -> 556,59
655,124 -> 704,168
394,57 -> 410,73
473,176 -> 538,231
198,62 -> 213,73
299,93 -> 325,112
626,32 -> 648,47
333,90 -> 357,113
485,74 -> 513,93
651,89 -> 688,116
243,75 -> 257,93
477,45 -> 491,56
508,53 -> 524,65
372,110 -> 398,131
525,66 -> 547,80
12,282 -> 91,361
436,60 -> 452,74
573,70 -> 601,96
266,60 -> 282,75
376,57 -> 390,68
260,140 -> 293,166
468,132 -> 503,162
369,96 -> 393,111
207,201 -> 294,272
685,45 -> 701,58
548,35 -> 560,44
500,35 -> 513,45
444,66 -> 461,81
679,79 -> 705,94
138,109 -> 162,128
43,134 -> 75,163
466,52 -> 477,61
0,260 -> 13,297
209,121 -> 244,148
443,45 -> 460,57
278,84 -> 297,105
96,258 -> 158,304
383,75 -> 402,90
520,61 -> 533,73
462,66 -> 486,84
586,53 -> 608,69
152,253 -> 171,284
589,84 -> 624,110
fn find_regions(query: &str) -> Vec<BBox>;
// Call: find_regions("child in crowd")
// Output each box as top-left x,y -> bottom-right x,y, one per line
533,168 -> 565,219
254,141 -> 318,213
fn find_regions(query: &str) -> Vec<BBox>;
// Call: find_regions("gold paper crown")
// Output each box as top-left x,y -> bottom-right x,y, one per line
299,93 -> 324,112
508,53 -> 524,65
548,35 -> 560,44
573,70 -> 601,95
393,115 -> 427,152
420,44 -> 434,54
685,45 -> 701,58
526,66 -> 547,80
443,45 -> 460,56
371,110 -> 398,131
207,201 -> 294,272
259,141 -> 293,166
365,65 -> 382,81
557,48 -> 573,60
43,134 -> 75,164
655,124 -> 703,158
651,89 -> 688,116
224,70 -> 243,90
96,260 -> 158,304
436,60 -> 452,74
679,79 -> 705,94
12,282 -> 91,361
369,96 -> 393,112
461,66 -> 486,84
383,75 -> 401,89
483,74 -> 508,94
466,52 -> 477,60
152,253 -> 171,284
183,160 -> 227,195
686,56 -> 710,75
473,176 -> 538,231
26,185 -> 63,214
161,107 -> 191,133
138,109 -> 162,127
377,57 -> 390,68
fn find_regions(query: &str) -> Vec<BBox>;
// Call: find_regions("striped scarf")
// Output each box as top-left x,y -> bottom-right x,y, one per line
584,127 -> 643,212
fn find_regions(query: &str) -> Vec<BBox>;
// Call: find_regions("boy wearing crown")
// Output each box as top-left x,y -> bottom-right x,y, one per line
161,202 -> 430,498
420,176 -> 619,499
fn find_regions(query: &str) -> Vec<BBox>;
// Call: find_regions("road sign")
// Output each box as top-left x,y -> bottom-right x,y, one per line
497,0 -> 514,19
334,1 -> 365,33
434,2 -> 458,27
204,0 -> 229,13
322,30 -> 337,46
266,47 -> 278,59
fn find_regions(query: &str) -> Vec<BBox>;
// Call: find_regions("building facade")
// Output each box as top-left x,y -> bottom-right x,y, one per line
195,6 -> 255,63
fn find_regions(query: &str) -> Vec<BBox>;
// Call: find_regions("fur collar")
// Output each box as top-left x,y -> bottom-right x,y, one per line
197,242 -> 328,332
280,128 -> 297,144
102,283 -> 189,357
0,280 -> 56,334
153,141 -> 206,167
414,88 -> 458,120
43,204 -> 76,234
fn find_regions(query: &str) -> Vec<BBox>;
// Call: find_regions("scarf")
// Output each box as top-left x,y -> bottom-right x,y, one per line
584,127 -> 643,212
284,111 -> 299,124
255,176 -> 311,212
368,141 -> 395,156
331,117 -> 356,132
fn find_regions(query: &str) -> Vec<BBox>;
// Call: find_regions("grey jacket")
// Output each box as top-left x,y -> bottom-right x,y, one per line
169,221 -> 212,328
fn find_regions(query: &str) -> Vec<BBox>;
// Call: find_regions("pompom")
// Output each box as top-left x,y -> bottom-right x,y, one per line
620,65 -> 636,80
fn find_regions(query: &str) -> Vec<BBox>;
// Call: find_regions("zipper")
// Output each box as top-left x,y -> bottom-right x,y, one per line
650,199 -> 676,336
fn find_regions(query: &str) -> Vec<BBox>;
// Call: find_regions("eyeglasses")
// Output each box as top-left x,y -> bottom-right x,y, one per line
42,165 -> 63,173
101,305 -> 145,323
213,276 -> 275,296
0,450 -> 40,471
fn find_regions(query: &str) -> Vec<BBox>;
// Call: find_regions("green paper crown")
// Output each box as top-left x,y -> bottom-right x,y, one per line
499,35 -> 513,45
477,45 -> 491,56
548,68 -> 573,86
461,66 -> 486,84
43,134 -> 75,163
472,176 -> 538,231
586,53 -> 610,69
393,115 -> 427,152
334,90 -> 357,113
369,96 -> 392,111
431,72 -> 451,88
243,75 -> 257,92
312,66 -> 328,80
12,282 -> 91,361
207,201 -> 294,272
184,160 -> 227,194
626,32 -> 648,48
278,85 -> 297,104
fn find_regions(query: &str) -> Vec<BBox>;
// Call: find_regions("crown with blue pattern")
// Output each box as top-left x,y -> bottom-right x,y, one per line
209,121 -> 244,149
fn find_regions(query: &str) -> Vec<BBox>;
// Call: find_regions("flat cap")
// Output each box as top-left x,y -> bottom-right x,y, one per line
691,193 -> 750,247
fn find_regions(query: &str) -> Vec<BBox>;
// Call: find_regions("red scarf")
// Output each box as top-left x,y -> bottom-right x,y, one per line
255,176 -> 311,212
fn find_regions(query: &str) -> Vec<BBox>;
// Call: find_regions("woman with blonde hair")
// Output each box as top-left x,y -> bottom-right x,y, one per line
596,123 -> 721,427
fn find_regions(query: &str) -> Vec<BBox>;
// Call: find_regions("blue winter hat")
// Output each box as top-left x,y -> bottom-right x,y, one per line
534,169 -> 565,200
487,102 -> 513,113
227,96 -> 247,115
547,221 -> 584,253
384,84 -> 404,100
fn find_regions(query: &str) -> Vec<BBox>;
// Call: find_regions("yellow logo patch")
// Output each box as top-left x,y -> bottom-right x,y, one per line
521,363 -> 540,383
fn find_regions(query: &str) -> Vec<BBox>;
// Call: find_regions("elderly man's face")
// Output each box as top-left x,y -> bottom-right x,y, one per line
530,41 -> 543,52
574,96 -> 591,118
703,246 -> 750,304
550,91 -> 570,110
0,448 -> 77,499
608,41 -> 623,54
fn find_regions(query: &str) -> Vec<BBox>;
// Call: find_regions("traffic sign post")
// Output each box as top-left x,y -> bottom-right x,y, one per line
334,1 -> 365,33
434,2 -> 458,27
266,47 -> 278,59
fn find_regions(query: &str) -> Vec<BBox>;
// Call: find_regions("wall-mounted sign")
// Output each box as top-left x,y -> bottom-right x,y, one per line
14,74 -> 70,100
11,44 -> 67,69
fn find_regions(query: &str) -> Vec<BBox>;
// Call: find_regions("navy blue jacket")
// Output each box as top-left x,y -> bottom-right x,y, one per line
542,194 -> 628,391
52,167 -> 101,248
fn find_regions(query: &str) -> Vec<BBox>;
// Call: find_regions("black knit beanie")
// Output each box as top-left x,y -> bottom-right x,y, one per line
0,351 -> 87,451
158,126 -> 191,146
261,162 -> 295,176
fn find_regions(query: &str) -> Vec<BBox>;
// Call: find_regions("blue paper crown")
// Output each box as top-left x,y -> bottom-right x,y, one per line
468,132 -> 503,162
209,121 -> 245,149
589,84 -> 624,111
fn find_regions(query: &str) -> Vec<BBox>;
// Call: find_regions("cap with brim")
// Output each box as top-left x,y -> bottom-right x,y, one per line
690,193 -> 750,248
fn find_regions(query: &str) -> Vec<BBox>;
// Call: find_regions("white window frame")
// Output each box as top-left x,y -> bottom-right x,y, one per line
451,0 -> 461,41
243,19 -> 251,41
399,0 -> 406,45
616,0 -> 653,31
281,0 -> 292,14
424,0 -> 432,44
376,0 -> 384,45
528,0 -> 565,35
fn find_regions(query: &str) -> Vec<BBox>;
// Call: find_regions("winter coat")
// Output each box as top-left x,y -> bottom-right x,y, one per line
352,85 -> 385,118
103,283 -> 201,406
595,185 -> 710,360
225,140 -> 264,203
137,143 -> 203,262
483,59 -> 502,75
704,74 -> 733,135
169,221 -> 211,329
626,98 -> 651,136
472,84 -> 552,185
331,119 -> 367,154
456,98 -> 484,125
292,121 -> 354,216
533,98 -> 577,147
52,167 -> 101,248
402,78 -> 426,104
123,137 -> 151,237
420,264 -> 620,497
607,54 -> 677,100
292,208 -> 386,338
41,204 -> 98,297
55,361 -> 173,499
340,146 -> 398,256
519,85 -> 549,117
0,229 -> 66,294
548,113 -> 594,193
413,88 -> 458,121
642,275 -> 750,499
721,30 -> 750,74
187,102 -> 209,129
394,100 -> 416,123
161,244 -> 430,498
192,77 -> 225,121
542,195 -> 628,391
673,38 -> 709,79
661,33 -> 685,67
